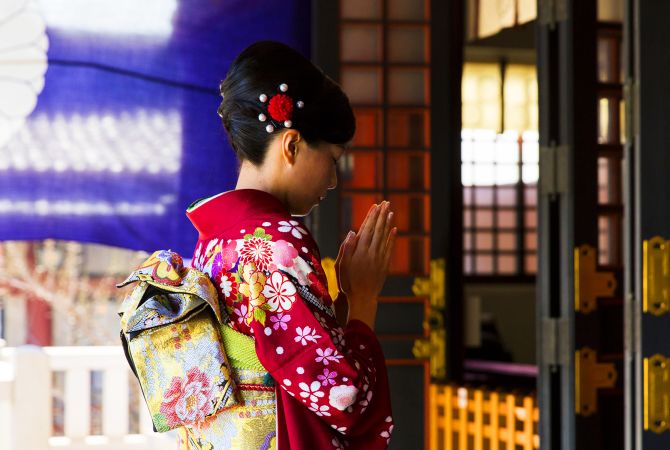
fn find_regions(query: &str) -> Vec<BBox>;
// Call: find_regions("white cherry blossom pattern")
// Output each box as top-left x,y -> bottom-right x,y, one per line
309,402 -> 331,417
314,311 -> 330,330
204,238 -> 219,259
330,424 -> 347,434
328,385 -> 359,411
233,304 -> 249,324
359,390 -> 373,414
380,416 -> 394,444
270,312 -> 291,331
330,327 -> 345,346
193,242 -> 203,268
219,272 -> 236,298
299,381 -> 324,403
272,239 -> 298,268
190,215 -> 394,445
315,347 -> 343,365
277,220 -> 308,239
331,437 -> 345,450
194,241 -> 216,270
294,326 -> 321,346
263,271 -> 298,312
317,368 -> 338,386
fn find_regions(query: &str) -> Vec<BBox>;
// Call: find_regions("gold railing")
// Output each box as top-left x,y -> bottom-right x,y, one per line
430,385 -> 539,450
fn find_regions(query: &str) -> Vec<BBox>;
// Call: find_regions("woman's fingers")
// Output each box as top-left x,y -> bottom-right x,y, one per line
335,233 -> 348,265
340,231 -> 357,293
357,203 -> 377,234
335,231 -> 351,291
383,209 -> 393,236
357,203 -> 381,248
379,208 -> 394,253
369,202 -> 390,252
382,227 -> 397,271
342,231 -> 356,264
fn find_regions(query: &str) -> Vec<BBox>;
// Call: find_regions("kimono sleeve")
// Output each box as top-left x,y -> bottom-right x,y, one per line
247,258 -> 392,438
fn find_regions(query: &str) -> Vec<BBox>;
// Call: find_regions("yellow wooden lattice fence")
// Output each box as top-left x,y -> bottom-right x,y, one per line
429,385 -> 539,450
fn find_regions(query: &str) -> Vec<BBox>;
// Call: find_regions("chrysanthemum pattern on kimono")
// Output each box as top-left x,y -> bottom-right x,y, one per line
187,189 -> 393,449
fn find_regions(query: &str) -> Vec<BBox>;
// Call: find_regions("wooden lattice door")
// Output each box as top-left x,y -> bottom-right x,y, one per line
313,0 -> 464,448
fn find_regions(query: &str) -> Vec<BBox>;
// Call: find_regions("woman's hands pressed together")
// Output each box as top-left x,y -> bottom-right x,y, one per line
334,201 -> 397,329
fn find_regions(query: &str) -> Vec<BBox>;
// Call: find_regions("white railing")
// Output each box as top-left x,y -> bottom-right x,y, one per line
0,345 -> 177,450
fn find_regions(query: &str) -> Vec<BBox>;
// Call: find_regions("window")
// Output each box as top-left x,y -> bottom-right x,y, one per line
338,0 -> 431,276
596,22 -> 624,267
462,63 -> 538,277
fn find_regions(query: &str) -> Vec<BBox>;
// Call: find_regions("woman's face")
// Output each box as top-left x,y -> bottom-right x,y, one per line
287,141 -> 345,216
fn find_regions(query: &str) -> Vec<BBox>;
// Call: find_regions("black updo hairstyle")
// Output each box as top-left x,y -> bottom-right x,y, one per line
218,40 -> 356,165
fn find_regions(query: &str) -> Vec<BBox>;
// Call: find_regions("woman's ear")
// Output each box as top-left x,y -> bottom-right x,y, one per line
280,129 -> 302,166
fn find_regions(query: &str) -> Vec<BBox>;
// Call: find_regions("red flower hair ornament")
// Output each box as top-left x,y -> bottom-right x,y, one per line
257,83 -> 305,133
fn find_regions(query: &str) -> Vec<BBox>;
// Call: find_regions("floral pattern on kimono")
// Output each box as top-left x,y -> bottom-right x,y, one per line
186,189 -> 393,450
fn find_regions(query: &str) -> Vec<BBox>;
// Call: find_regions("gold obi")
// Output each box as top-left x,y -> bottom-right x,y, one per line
118,250 -> 239,432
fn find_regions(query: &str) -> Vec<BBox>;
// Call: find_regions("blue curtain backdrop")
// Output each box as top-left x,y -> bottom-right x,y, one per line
0,0 -> 311,256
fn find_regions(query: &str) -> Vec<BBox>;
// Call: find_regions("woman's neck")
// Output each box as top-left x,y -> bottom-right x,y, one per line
235,161 -> 287,207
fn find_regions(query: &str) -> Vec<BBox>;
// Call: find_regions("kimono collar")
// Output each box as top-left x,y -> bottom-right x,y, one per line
186,189 -> 290,240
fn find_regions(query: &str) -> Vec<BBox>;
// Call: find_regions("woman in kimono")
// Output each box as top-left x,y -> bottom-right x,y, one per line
181,41 -> 396,449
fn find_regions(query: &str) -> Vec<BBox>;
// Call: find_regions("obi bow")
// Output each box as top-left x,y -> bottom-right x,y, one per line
117,250 -> 239,432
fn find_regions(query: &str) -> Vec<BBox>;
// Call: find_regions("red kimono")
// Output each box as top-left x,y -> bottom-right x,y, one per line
186,189 -> 394,449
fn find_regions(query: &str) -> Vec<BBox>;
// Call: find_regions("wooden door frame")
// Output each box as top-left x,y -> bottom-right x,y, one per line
431,0 -> 465,382
537,1 -> 603,449
309,0 -> 340,256
625,0 -> 670,448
